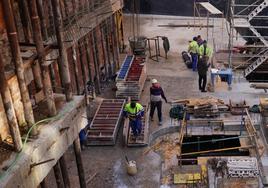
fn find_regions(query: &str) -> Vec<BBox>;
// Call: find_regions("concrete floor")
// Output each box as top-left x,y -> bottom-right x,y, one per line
57,14 -> 268,188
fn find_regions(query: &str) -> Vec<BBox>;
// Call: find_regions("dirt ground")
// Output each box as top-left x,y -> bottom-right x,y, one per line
46,14 -> 268,188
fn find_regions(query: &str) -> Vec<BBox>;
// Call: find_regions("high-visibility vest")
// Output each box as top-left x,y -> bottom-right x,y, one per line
199,45 -> 213,58
124,103 -> 144,117
188,41 -> 199,54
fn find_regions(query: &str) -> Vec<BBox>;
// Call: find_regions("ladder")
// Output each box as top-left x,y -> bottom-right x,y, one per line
248,0 -> 268,21
244,49 -> 268,77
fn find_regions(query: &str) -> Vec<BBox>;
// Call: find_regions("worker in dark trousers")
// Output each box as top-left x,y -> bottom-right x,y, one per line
150,79 -> 168,125
162,36 -> 170,59
188,37 -> 199,71
123,100 -> 144,138
198,40 -> 212,92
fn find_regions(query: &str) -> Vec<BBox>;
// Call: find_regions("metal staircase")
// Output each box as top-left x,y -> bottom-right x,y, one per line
248,0 -> 268,21
244,49 -> 268,77
232,0 -> 268,77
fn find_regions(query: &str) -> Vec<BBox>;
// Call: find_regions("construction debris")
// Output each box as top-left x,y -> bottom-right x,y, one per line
229,100 -> 249,115
172,97 -> 226,117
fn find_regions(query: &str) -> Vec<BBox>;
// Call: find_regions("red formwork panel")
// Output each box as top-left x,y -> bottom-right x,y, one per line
86,99 -> 125,146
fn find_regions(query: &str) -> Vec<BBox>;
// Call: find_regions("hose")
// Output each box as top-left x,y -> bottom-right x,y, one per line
0,101 -> 76,181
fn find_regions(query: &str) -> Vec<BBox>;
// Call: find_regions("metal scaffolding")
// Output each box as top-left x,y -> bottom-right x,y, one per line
229,0 -> 268,75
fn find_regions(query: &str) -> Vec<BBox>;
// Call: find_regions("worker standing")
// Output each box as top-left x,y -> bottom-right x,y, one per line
123,100 -> 144,138
197,35 -> 204,46
188,37 -> 199,71
162,36 -> 170,59
198,40 -> 212,92
150,79 -> 168,125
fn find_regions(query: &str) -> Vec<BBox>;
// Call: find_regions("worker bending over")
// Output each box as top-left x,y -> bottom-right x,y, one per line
188,37 -> 199,71
150,79 -> 168,125
197,40 -> 212,92
124,100 -> 144,138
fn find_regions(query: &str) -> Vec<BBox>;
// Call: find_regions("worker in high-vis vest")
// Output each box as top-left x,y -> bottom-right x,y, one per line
197,40 -> 212,92
188,37 -> 199,71
123,100 -> 144,138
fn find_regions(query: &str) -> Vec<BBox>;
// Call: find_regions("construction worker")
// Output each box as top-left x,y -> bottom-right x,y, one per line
123,100 -> 144,138
150,79 -> 168,125
198,40 -> 212,92
197,35 -> 204,46
162,36 -> 170,59
188,37 -> 199,71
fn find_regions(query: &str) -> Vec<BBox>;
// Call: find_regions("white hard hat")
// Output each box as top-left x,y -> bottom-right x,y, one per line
151,79 -> 158,84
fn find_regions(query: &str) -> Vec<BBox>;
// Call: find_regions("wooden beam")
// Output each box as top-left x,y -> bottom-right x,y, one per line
27,0 -> 57,116
2,0 -> 37,135
53,161 -> 65,188
51,0 -> 73,101
59,154 -> 71,188
18,0 -> 32,43
36,0 -> 48,40
91,31 -> 101,94
73,138 -> 86,188
0,53 -> 22,152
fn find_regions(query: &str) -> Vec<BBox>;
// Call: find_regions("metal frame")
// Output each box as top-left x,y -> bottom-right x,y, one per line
193,1 -> 224,42
229,0 -> 268,72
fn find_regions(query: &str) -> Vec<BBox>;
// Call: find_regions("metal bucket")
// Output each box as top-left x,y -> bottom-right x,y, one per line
126,160 -> 138,176
128,36 -> 147,51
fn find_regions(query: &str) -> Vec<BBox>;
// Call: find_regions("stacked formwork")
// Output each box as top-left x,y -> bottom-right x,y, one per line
116,55 -> 147,101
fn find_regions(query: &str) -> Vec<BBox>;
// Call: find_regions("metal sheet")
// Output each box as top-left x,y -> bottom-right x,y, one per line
199,2 -> 222,15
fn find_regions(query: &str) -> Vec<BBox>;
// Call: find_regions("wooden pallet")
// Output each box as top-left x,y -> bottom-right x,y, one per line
122,105 -> 150,147
86,99 -> 125,146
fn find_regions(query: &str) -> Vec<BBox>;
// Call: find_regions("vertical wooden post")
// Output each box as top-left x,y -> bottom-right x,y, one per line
27,0 -> 57,117
73,138 -> 86,188
78,41 -> 88,105
40,177 -> 49,188
51,0 -> 73,101
85,38 -> 92,82
2,0 -> 37,135
36,0 -> 48,40
91,31 -> 101,94
0,53 -> 22,152
107,19 -> 116,71
72,46 -> 81,95
111,16 -> 120,69
59,154 -> 71,188
53,161 -> 65,188
103,23 -> 112,76
100,24 -> 108,78
18,0 -> 32,43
